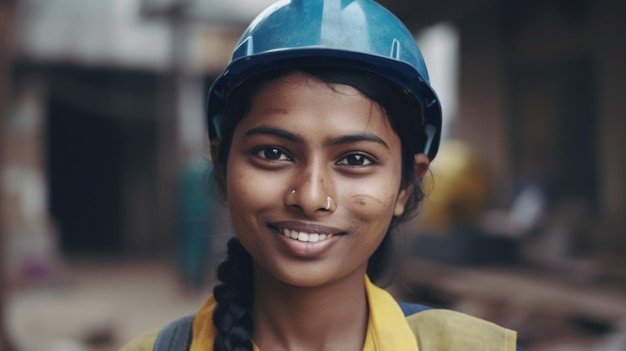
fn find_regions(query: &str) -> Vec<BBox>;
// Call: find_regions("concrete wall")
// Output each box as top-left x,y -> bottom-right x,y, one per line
454,8 -> 512,206
591,0 -> 626,221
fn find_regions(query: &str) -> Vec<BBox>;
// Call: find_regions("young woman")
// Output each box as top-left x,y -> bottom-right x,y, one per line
121,0 -> 519,350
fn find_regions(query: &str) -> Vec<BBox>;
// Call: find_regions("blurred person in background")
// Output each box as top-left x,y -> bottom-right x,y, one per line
177,148 -> 217,291
121,0 -> 520,350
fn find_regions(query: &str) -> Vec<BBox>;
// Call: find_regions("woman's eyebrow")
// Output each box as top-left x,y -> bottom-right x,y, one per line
242,126 -> 389,150
327,133 -> 390,150
243,126 -> 301,143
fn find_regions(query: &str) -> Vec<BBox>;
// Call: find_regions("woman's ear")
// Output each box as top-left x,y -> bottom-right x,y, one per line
209,139 -> 220,163
393,153 -> 430,217
210,139 -> 228,200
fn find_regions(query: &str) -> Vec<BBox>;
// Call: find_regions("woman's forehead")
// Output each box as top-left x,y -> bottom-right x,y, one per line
237,72 -> 398,141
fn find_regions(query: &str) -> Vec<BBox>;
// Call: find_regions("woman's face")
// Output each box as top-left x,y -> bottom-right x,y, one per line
224,72 -> 411,288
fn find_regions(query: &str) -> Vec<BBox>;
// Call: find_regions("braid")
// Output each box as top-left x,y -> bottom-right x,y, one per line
212,237 -> 254,351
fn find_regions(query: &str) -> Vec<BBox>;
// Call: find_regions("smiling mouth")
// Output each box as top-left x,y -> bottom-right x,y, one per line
279,228 -> 335,243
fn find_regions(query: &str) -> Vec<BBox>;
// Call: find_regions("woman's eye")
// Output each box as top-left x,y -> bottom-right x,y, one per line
255,147 -> 291,161
337,154 -> 372,166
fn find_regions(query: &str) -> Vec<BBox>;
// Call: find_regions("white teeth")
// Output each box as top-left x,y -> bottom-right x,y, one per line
281,228 -> 333,242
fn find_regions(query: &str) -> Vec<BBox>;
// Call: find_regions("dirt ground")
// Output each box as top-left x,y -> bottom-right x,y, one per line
7,259 -> 208,351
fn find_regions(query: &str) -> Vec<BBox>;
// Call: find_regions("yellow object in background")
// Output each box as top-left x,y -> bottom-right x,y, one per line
420,140 -> 491,232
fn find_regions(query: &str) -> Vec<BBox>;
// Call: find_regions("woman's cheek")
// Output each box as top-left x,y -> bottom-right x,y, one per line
348,192 -> 398,230
227,171 -> 261,212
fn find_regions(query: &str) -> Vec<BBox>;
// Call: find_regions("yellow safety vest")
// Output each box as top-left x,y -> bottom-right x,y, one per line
120,276 -> 517,351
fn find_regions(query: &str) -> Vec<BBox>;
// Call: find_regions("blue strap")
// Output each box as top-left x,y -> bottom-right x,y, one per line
398,301 -> 432,316
153,314 -> 194,351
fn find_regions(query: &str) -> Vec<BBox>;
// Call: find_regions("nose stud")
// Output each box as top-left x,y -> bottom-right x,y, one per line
287,189 -> 332,211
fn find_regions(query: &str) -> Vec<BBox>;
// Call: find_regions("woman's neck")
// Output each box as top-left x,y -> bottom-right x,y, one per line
252,266 -> 369,351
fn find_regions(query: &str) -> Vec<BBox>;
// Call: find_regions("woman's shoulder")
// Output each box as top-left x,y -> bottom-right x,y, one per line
404,307 -> 518,351
118,329 -> 158,351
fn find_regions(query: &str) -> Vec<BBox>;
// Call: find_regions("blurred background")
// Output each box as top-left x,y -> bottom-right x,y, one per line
0,0 -> 625,350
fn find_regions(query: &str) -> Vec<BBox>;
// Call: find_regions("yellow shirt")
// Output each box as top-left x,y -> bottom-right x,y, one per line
120,276 -> 517,351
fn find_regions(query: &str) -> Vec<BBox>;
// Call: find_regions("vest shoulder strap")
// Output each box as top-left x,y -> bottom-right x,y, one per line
153,314 -> 194,351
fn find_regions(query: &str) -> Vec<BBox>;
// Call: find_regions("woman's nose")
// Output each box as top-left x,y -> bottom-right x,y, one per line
285,165 -> 335,215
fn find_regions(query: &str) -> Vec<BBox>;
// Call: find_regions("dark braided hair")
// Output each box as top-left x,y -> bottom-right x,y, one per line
211,66 -> 427,350
212,237 -> 254,351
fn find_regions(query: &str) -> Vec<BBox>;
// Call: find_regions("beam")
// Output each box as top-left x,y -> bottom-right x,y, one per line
0,0 -> 16,350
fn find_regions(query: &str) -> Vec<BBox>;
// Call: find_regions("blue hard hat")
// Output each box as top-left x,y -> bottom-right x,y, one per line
207,0 -> 442,160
